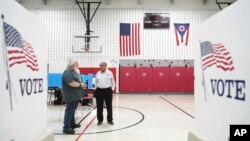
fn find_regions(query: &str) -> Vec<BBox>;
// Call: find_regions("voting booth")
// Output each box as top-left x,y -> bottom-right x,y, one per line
195,0 -> 250,140
0,0 -> 52,140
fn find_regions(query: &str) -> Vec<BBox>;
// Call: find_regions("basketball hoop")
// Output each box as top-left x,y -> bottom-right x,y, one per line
72,35 -> 102,53
72,0 -> 102,53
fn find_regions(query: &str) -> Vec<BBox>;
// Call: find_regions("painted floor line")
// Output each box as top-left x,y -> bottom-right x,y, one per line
159,96 -> 194,119
54,107 -> 96,135
75,116 -> 96,141
54,106 -> 145,135
77,107 -> 96,124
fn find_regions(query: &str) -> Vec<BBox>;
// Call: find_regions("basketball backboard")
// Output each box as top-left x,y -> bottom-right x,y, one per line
72,35 -> 102,53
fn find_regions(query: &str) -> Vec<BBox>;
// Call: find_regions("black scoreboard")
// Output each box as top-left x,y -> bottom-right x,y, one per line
144,13 -> 170,29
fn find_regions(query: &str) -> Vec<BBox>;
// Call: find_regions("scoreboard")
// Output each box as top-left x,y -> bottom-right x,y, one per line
144,13 -> 170,29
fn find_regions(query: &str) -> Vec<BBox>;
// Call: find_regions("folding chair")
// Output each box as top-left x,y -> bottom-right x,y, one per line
58,101 -> 84,122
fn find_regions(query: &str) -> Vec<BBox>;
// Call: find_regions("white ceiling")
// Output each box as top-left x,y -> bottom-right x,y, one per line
18,0 -> 237,9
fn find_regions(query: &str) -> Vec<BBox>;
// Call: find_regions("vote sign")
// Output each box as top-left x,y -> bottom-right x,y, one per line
0,0 -> 48,141
195,0 -> 250,141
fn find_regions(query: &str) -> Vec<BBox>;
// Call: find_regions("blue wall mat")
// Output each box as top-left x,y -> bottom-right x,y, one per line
48,73 -> 62,88
48,73 -> 95,88
87,74 -> 95,89
81,75 -> 87,83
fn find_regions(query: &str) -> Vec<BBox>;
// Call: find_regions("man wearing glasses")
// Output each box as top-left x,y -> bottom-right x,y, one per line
94,62 -> 115,126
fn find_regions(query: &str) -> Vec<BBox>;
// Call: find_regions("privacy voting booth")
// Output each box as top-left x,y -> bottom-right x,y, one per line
195,0 -> 250,140
48,73 -> 95,89
0,0 -> 52,140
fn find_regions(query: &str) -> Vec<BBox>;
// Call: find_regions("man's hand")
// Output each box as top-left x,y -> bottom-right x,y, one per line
69,82 -> 86,88
81,83 -> 87,88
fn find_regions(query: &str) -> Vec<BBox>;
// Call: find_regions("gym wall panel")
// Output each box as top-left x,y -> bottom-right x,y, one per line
136,67 -> 154,92
119,66 -> 194,93
152,67 -> 171,92
169,67 -> 187,92
119,67 -> 136,92
186,67 -> 194,92
30,9 -> 218,72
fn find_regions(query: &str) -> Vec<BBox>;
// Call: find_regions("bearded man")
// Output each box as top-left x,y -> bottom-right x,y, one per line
61,59 -> 86,134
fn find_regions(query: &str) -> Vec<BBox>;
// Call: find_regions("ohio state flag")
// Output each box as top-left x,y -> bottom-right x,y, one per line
174,23 -> 190,46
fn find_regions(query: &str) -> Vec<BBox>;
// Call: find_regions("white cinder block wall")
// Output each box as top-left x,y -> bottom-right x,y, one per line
30,9 -> 218,73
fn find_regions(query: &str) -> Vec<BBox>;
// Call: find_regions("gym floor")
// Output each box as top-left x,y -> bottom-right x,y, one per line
47,94 -> 194,141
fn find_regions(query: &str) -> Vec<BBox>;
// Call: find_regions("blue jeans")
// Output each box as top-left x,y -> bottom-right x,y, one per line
63,101 -> 79,129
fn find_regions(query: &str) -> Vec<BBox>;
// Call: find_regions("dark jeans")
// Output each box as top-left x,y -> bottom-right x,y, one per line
95,87 -> 113,122
63,100 -> 79,129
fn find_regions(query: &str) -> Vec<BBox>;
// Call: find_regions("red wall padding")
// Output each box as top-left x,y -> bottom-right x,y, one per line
119,67 -> 136,92
186,67 -> 194,92
152,67 -> 171,92
136,67 -> 153,92
169,67 -> 187,92
119,67 -> 194,93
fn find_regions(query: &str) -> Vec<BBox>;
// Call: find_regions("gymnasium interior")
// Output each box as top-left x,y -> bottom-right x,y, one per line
0,0 -> 249,141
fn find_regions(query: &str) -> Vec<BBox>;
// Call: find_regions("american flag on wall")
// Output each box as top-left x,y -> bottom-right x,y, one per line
200,41 -> 234,71
3,22 -> 39,71
120,23 -> 140,57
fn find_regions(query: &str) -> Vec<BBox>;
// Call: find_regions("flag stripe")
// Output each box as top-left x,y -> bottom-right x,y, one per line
8,50 -> 24,54
119,36 -> 122,56
135,23 -> 138,55
129,35 -> 131,56
132,23 -> 134,56
123,36 -> 125,56
214,55 -> 232,61
138,23 -> 140,55
126,36 -> 129,56
9,56 -> 26,61
203,58 -> 216,67
216,65 -> 234,71
204,62 -> 216,70
9,60 -> 27,67
203,59 -> 216,69
185,26 -> 189,46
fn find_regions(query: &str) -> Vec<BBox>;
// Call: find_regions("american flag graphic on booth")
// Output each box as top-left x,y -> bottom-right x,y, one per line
120,23 -> 140,57
200,41 -> 234,71
4,22 -> 39,71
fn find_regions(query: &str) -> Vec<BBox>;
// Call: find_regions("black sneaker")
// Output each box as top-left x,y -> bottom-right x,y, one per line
71,123 -> 81,128
63,128 -> 75,134
108,121 -> 114,125
97,121 -> 102,126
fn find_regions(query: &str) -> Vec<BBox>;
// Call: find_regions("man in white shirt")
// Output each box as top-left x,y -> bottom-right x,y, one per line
95,62 -> 115,125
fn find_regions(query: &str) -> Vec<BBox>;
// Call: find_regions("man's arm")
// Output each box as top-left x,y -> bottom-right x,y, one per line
68,81 -> 85,88
111,73 -> 115,91
94,72 -> 98,90
63,71 -> 86,88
